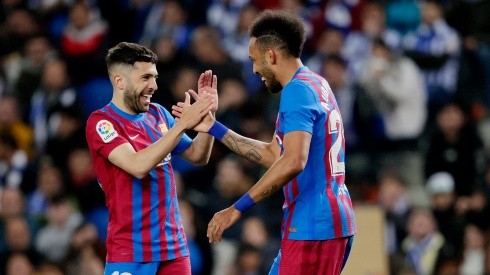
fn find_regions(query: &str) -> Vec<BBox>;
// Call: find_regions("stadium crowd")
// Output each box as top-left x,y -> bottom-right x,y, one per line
0,0 -> 489,274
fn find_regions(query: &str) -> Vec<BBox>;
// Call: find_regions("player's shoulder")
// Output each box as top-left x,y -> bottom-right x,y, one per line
87,108 -> 112,126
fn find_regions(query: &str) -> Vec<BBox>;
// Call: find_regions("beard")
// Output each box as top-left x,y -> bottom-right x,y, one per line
123,82 -> 148,114
261,65 -> 282,94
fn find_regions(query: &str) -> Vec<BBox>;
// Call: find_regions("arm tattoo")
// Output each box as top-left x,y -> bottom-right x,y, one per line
260,184 -> 278,199
223,135 -> 262,164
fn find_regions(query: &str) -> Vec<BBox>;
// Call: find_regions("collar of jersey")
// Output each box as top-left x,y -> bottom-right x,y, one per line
293,66 -> 308,78
109,102 -> 145,122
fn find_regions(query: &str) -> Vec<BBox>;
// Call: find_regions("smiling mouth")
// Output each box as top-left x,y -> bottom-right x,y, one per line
141,94 -> 152,104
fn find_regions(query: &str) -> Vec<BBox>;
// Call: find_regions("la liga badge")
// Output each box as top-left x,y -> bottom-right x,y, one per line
96,120 -> 118,143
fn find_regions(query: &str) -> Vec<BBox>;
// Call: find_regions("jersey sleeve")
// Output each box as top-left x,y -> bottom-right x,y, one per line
86,112 -> 129,158
279,81 -> 319,135
159,105 -> 192,155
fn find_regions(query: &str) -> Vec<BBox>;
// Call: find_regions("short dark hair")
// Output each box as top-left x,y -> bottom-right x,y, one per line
105,42 -> 157,70
248,10 -> 306,58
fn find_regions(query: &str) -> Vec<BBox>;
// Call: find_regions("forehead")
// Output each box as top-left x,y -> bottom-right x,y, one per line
248,37 -> 261,58
132,61 -> 157,73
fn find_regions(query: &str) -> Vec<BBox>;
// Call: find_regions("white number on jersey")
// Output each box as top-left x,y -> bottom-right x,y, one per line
328,109 -> 345,176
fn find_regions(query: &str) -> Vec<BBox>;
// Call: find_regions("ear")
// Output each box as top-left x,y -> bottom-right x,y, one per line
265,48 -> 277,65
113,74 -> 125,91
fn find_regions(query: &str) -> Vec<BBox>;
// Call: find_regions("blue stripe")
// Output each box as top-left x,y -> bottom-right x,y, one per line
174,197 -> 188,256
142,122 -> 162,261
132,177 -> 143,262
142,122 -> 158,142
334,179 -> 348,236
148,169 -> 161,261
164,166 -> 175,259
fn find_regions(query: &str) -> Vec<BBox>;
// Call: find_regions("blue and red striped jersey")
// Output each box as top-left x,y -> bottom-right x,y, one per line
86,102 -> 191,262
275,66 -> 356,240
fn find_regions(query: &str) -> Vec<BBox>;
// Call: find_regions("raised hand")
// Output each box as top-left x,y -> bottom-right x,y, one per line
176,92 -> 214,130
197,70 -> 218,113
172,90 -> 216,133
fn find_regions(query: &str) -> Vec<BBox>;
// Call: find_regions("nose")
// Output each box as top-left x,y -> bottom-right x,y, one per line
150,77 -> 158,91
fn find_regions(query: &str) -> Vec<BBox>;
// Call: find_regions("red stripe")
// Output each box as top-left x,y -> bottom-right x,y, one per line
283,178 -> 299,239
168,166 -> 183,258
141,177 -> 153,261
157,166 -> 168,260
340,194 -> 352,233
297,73 -> 343,237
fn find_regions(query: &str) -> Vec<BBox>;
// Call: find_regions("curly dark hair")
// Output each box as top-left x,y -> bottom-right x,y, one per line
105,42 -> 157,70
248,10 -> 306,58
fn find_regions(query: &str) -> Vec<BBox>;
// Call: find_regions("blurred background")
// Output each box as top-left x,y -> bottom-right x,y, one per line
0,0 -> 489,274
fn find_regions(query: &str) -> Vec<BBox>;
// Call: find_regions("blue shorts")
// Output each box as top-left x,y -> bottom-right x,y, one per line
104,256 -> 190,275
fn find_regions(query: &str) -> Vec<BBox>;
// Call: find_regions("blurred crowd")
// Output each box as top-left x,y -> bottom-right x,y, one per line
0,0 -> 489,274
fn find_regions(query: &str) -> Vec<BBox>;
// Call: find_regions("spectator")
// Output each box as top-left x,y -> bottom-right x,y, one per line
59,1 -> 108,84
189,25 -> 243,81
0,96 -> 34,159
29,58 -> 80,153
0,216 -> 41,272
446,0 -> 490,112
403,0 -> 460,116
240,216 -> 280,275
207,0 -> 251,37
0,8 -> 41,57
343,2 -> 401,79
139,0 -> 193,50
5,252 -> 35,275
426,171 -> 464,251
26,157 -> 64,218
401,208 -> 454,275
306,28 -> 345,74
35,193 -> 84,263
150,31 -> 193,109
459,223 -> 486,275
222,4 -> 262,95
45,105 -> 86,173
425,100 -> 485,197
0,132 -> 29,190
321,54 -> 359,151
6,35 -> 57,119
377,170 -> 413,256
64,222 -> 106,275
358,37 -> 428,206
228,243 -> 262,275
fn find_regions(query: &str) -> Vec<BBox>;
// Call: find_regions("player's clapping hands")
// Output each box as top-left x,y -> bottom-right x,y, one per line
196,70 -> 218,114
172,70 -> 218,133
176,91 -> 214,130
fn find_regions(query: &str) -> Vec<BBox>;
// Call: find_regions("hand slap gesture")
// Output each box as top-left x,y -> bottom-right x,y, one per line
177,91 -> 214,130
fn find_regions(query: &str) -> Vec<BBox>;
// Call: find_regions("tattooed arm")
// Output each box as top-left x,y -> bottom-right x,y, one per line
246,130 -> 312,201
206,130 -> 312,243
220,129 -> 281,169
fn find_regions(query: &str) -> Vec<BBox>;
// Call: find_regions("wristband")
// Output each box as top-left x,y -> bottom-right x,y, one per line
208,121 -> 228,140
234,193 -> 255,213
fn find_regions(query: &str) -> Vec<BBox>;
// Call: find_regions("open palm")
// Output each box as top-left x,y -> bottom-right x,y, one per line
197,70 -> 218,113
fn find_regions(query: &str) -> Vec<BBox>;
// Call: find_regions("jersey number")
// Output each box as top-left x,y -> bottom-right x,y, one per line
328,109 -> 345,176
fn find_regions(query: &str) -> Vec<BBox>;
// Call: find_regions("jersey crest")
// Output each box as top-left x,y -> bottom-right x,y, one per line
96,120 -> 118,143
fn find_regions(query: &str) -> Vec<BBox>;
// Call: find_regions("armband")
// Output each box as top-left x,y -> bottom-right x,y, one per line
208,121 -> 228,140
234,193 -> 255,213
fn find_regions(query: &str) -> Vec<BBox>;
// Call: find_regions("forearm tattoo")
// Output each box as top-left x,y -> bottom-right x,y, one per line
223,134 -> 262,164
260,184 -> 278,199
